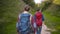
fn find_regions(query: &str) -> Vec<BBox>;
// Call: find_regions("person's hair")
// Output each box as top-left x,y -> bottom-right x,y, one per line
24,5 -> 30,11
36,8 -> 41,11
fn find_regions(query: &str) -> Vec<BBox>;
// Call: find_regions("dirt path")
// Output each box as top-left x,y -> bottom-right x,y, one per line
41,24 -> 51,34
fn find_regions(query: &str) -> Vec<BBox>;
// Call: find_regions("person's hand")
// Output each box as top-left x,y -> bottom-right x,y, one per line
17,32 -> 20,34
17,30 -> 20,34
16,28 -> 20,34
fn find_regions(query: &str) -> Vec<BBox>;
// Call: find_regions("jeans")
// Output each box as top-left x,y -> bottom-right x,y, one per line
35,26 -> 42,34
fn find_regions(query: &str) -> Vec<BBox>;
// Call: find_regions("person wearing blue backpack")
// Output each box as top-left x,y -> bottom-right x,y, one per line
16,5 -> 32,34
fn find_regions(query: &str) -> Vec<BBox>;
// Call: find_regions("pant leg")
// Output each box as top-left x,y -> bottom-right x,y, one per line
37,26 -> 42,34
34,28 -> 37,34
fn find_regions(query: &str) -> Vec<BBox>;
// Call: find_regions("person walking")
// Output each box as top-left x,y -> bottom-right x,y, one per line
16,5 -> 32,34
33,8 -> 44,34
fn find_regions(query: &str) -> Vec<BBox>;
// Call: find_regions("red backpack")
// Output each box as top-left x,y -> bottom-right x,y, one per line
35,11 -> 42,27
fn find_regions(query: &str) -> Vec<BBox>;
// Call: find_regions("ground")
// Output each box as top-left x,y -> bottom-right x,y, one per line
41,23 -> 51,34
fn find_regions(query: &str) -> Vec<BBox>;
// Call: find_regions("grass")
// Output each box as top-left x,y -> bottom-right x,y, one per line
43,11 -> 60,34
2,0 -> 26,34
5,22 -> 17,34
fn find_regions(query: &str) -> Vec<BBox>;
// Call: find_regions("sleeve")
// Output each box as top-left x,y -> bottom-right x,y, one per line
16,14 -> 20,28
30,14 -> 32,23
18,14 -> 20,22
31,16 -> 34,25
16,23 -> 19,32
42,15 -> 44,21
16,23 -> 18,28
31,15 -> 36,25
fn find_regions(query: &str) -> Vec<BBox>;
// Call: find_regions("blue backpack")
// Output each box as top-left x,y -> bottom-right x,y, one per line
18,13 -> 30,32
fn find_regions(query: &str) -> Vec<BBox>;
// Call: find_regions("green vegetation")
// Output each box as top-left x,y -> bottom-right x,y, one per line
43,11 -> 60,34
0,0 -> 25,34
0,0 -> 60,34
41,0 -> 60,34
22,0 -> 35,7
